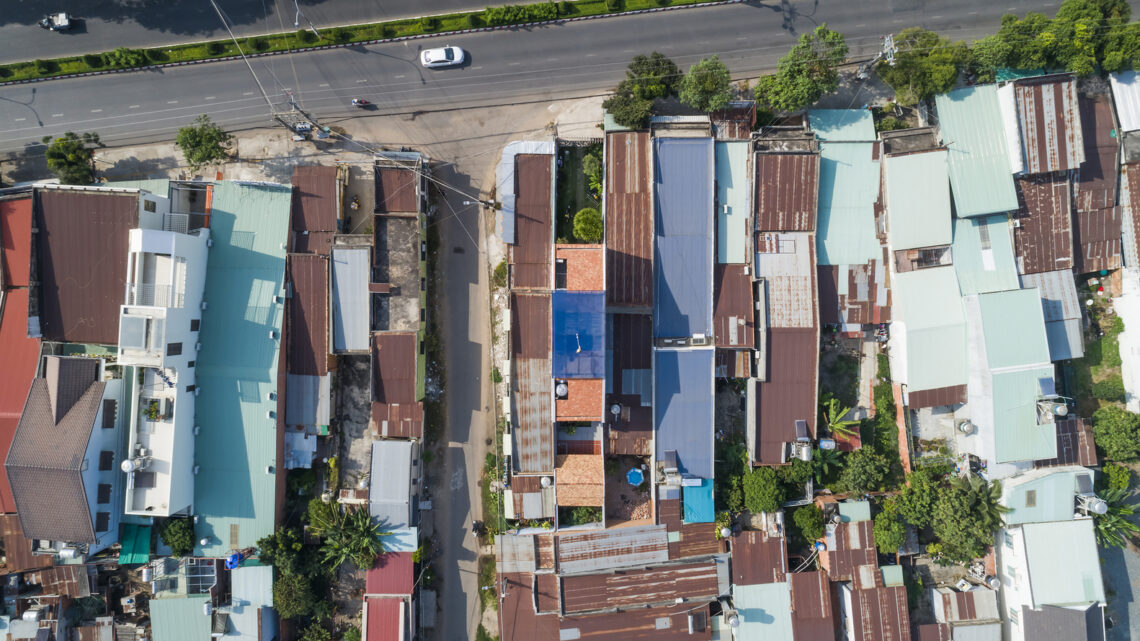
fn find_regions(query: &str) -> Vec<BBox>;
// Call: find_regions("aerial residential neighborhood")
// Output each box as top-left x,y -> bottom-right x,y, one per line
5,1 -> 1140,641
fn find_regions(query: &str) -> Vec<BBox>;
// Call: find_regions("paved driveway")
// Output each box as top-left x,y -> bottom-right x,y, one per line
1102,483 -> 1140,640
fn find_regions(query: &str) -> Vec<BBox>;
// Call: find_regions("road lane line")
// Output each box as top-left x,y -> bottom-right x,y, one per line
394,74 -> 406,79
13,118 -> 25,122
357,79 -> 368,83
204,96 -> 216,100
51,114 -> 63,118
932,15 -> 942,19
471,66 -> 483,70
319,83 -> 329,87
128,105 -> 139,109
243,91 -> 254,95
167,100 -> 179,104
92,109 -> 103,113
969,10 -> 978,14
856,23 -> 866,27
508,61 -> 521,66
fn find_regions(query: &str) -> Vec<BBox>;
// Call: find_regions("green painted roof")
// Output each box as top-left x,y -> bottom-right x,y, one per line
817,142 -> 881,265
838,500 -> 872,523
735,583 -> 795,641
715,142 -> 750,263
1023,519 -> 1105,607
935,86 -> 1019,217
193,181 -> 291,557
884,150 -> 952,250
992,366 -> 1059,463
150,596 -> 211,641
893,267 -> 967,392
880,565 -> 904,587
1003,469 -> 1080,525
102,179 -> 172,195
118,523 -> 151,565
809,109 -> 876,141
952,214 -> 1019,295
978,289 -> 1051,370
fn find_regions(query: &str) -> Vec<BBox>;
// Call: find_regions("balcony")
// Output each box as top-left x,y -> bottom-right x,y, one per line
127,283 -> 183,308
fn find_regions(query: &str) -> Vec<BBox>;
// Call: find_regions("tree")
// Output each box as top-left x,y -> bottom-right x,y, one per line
930,475 -> 1009,564
953,475 -> 1011,532
812,447 -> 843,482
573,207 -> 603,243
257,527 -> 318,577
876,28 -> 968,105
838,448 -> 889,495
581,146 -> 603,199
896,468 -> 941,529
176,115 -> 233,171
626,52 -> 681,100
1103,461 -> 1133,491
679,56 -> 732,112
158,518 -> 195,557
743,467 -> 786,514
1093,487 -> 1140,547
793,505 -> 825,542
603,80 -> 653,129
755,24 -> 848,112
1092,405 -> 1140,461
300,625 -> 332,641
821,397 -> 860,438
874,498 -> 907,554
42,132 -> 102,185
320,508 -> 389,571
273,573 -> 316,619
343,628 -> 362,641
306,499 -> 340,537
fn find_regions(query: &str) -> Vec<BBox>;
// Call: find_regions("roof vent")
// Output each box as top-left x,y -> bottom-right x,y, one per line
269,330 -> 278,340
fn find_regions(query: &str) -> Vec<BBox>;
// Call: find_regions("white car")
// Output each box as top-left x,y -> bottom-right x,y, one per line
420,46 -> 465,69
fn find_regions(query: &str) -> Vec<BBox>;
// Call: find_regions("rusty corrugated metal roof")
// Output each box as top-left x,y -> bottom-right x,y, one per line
291,166 -> 339,232
293,231 -> 334,255
375,167 -> 419,213
500,571 -> 558,641
605,132 -> 653,307
1073,206 -> 1122,273
511,154 -> 552,289
849,585 -> 911,641
1125,163 -> 1140,261
605,313 -> 652,454
287,254 -> 328,377
790,571 -> 837,641
1013,173 -> 1074,275
754,153 -> 819,232
711,102 -> 756,140
907,385 -> 967,409
1015,75 -> 1085,174
560,561 -> 719,614
755,327 -> 818,464
731,530 -> 786,585
755,232 -> 817,328
822,520 -> 876,582
0,514 -> 52,574
1076,93 -> 1118,212
1035,417 -> 1098,468
559,603 -> 713,640
555,525 -> 669,573
370,332 -> 423,439
714,264 -> 754,348
511,292 -> 552,474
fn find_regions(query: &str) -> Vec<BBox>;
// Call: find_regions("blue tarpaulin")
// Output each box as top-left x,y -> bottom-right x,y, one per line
552,291 -> 605,379
683,479 -> 715,523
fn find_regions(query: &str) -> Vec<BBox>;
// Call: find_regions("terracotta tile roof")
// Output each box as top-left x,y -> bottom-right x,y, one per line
554,454 -> 604,506
555,245 -> 605,291
555,379 -> 604,421
605,132 -> 653,307
0,288 -> 40,513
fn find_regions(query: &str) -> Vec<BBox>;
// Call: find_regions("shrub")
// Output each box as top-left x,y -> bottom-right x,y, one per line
491,367 -> 503,384
492,259 -> 508,288
1104,461 -> 1133,491
206,42 -> 226,55
296,29 -> 318,44
159,518 -> 195,557
274,573 -> 316,618
573,207 -> 603,242
466,13 -> 481,27
145,49 -> 168,63
331,28 -> 353,43
1093,405 -> 1140,461
0,67 -> 11,78
793,505 -> 825,542
483,2 -> 559,26
743,467 -> 785,514
876,115 -> 908,132
250,38 -> 271,52
343,628 -> 362,641
107,47 -> 147,68
1094,377 -> 1126,403
301,625 -> 331,641
560,0 -> 574,14
34,59 -> 57,75
83,54 -> 105,68
420,16 -> 439,32
874,498 -> 907,554
656,0 -> 671,5
838,447 -> 890,494
381,25 -> 396,38
606,0 -> 624,10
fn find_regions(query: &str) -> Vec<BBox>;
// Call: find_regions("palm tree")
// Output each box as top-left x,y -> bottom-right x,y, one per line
812,447 -> 842,481
1093,488 -> 1140,548
320,508 -> 390,571
822,397 -> 860,438
951,474 -> 1011,532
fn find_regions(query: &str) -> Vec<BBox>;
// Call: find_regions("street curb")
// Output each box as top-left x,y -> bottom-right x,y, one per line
0,0 -> 745,88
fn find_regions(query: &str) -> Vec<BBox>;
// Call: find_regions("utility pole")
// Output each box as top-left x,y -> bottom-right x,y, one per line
857,34 -> 898,80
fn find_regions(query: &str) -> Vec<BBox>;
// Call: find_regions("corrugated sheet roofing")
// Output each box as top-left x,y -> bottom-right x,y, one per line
370,332 -> 423,440
375,167 -> 418,214
736,582 -> 795,641
715,141 -> 750,263
714,264 -> 755,348
555,524 -> 669,573
935,85 -> 1020,217
1014,173 -> 1074,275
977,288 -> 1051,370
1036,417 -> 1098,468
560,561 -> 719,613
654,349 -> 714,479
755,153 -> 819,232
1,196 -> 32,287
755,232 -> 817,328
287,254 -> 328,376
606,313 -> 652,453
1003,468 -> 1081,525
817,142 -> 882,265
1019,270 -> 1083,361
809,109 -> 876,141
364,597 -> 404,641
952,214 -> 1019,296
193,182 -> 290,557
1075,93 -> 1118,212
1111,70 -> 1140,132
1073,206 -> 1122,274
331,247 -> 370,352
511,292 -> 553,475
755,327 -> 818,464
848,585 -> 911,641
557,603 -> 713,641
1014,76 -> 1084,174
226,565 -> 276,641
732,530 -> 787,585
1023,519 -> 1105,607
992,366 -> 1058,463
291,166 -> 339,232
789,571 -> 836,641
552,291 -> 605,379
0,288 -> 39,514
0,514 -> 52,573
512,154 -> 553,289
892,267 -> 967,392
365,551 -> 414,596
151,596 -> 211,641
654,137 -> 714,339
884,150 -> 952,250
605,132 -> 653,307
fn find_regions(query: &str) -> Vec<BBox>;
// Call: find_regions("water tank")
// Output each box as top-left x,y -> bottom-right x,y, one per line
1054,404 -> 1070,417
203,602 -> 212,616
1086,498 -> 1109,515
141,567 -> 152,582
986,576 -> 1000,589
540,476 -> 553,488
957,420 -> 976,435
58,547 -> 78,560
719,527 -> 732,539
121,457 -> 149,473
22,608 -> 42,622
725,613 -> 740,628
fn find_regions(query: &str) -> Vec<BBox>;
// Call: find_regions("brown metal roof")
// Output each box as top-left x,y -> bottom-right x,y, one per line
34,189 -> 138,345
818,258 -> 892,327
1076,93 -> 1118,212
1,195 -> 33,288
605,313 -> 652,455
1015,75 -> 1084,174
559,603 -> 713,640
512,292 -> 553,474
605,132 -> 653,307
293,231 -> 335,255
369,332 -> 423,439
1073,206 -> 1122,274
818,265 -> 840,325
535,572 -> 559,613
500,571 -> 558,641
714,264 -> 754,348
849,585 -> 911,641
1013,173 -> 1074,275
821,520 -> 876,582
560,561 -> 719,614
510,475 -> 546,517
677,523 -> 723,558
1128,164 -> 1140,261
907,385 -> 967,409
711,102 -> 757,140
755,327 -> 818,465
916,624 -> 952,641
754,153 -> 819,232
291,166 -> 339,232
790,571 -> 837,641
287,254 -> 328,377
512,154 -> 553,289
715,348 -> 752,379
27,565 -> 91,598
0,514 -> 52,574
731,529 -> 786,585
375,167 -> 419,214
555,525 -> 669,574
1035,417 -> 1098,468
555,244 -> 605,292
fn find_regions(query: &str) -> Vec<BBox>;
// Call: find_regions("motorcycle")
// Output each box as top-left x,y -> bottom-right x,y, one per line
351,98 -> 369,108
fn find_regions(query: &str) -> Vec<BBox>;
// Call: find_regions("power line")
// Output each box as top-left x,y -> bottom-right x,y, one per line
207,0 -> 277,118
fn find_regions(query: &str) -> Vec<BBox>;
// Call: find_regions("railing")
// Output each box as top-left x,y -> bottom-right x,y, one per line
162,213 -> 189,235
127,283 -> 184,308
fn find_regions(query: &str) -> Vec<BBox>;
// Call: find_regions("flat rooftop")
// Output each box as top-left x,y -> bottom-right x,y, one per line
372,214 -> 423,333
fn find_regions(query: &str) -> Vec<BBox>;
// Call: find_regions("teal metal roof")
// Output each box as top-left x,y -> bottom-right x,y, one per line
715,141 -> 750,263
809,109 -> 876,141
884,150 -> 952,250
880,565 -> 904,587
193,181 -> 291,557
1003,469 -> 1080,525
118,523 -> 151,565
977,289 -> 1051,370
893,267 -> 967,391
817,142 -> 881,265
102,179 -> 172,195
838,500 -> 872,523
992,366 -> 1059,463
734,583 -> 795,641
1023,519 -> 1105,607
952,215 -> 1019,295
150,596 -> 211,641
935,86 -> 1019,217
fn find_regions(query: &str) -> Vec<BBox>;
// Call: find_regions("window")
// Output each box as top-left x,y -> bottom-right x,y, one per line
419,341 -> 425,355
420,309 -> 426,322
167,342 -> 182,356
143,200 -> 157,213
1004,531 -> 1014,548
1008,608 -> 1019,625
97,484 -> 112,504
188,361 -> 196,369
95,512 -> 110,533
1025,490 -> 1037,508
190,319 -> 200,332
186,385 -> 196,393
98,451 -> 114,471
555,259 -> 568,289
101,399 -> 117,429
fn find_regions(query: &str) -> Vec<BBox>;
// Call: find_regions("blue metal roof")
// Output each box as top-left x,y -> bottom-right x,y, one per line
552,291 -> 605,379
817,142 -> 881,265
683,479 -> 715,523
654,349 -> 714,479
654,138 -> 714,339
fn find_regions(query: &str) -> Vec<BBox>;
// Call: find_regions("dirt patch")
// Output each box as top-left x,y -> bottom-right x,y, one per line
605,456 -> 651,523
715,382 -> 746,438
337,355 -> 375,488
819,338 -> 862,408
331,564 -> 366,628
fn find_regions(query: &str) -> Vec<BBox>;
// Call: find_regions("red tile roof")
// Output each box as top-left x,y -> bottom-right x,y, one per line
0,288 -> 39,514
555,244 -> 605,291
1,196 -> 32,288
365,552 -> 414,596
364,597 -> 404,641
287,254 -> 329,377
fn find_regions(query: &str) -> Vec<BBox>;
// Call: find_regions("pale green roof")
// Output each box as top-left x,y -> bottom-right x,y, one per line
716,141 -> 750,263
150,596 -> 211,641
952,214 -> 1019,295
809,109 -> 876,141
935,86 -> 1019,217
1003,469 -> 1080,525
735,583 -> 794,641
884,150 -> 952,250
978,289 -> 1051,370
817,142 -> 881,265
1023,519 -> 1105,607
993,366 -> 1059,463
893,267 -> 967,391
102,178 -> 172,195
880,565 -> 905,587
193,181 -> 291,556
838,500 -> 872,523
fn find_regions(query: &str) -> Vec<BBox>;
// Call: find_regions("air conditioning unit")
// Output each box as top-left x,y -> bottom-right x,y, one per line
1012,220 -> 1022,228
691,334 -> 709,346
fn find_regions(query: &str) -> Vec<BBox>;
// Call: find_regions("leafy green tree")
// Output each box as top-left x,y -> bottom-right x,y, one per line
755,24 -> 848,112
321,508 -> 389,571
257,527 -> 320,577
992,12 -> 1053,69
812,447 -> 843,482
838,448 -> 889,495
793,505 -> 825,542
743,467 -> 786,513
581,146 -> 603,199
343,628 -> 362,641
306,499 -> 340,536
874,498 -> 907,554
626,52 -> 681,100
1103,462 -> 1133,491
1092,405 -> 1140,461
273,573 -> 316,619
158,518 -> 195,557
679,56 -> 732,112
896,468 -> 941,529
42,132 -> 102,185
176,115 -> 233,171
930,475 -> 1009,564
821,397 -> 860,438
1093,487 -> 1140,547
779,457 -> 813,485
300,625 -> 332,641
876,28 -> 968,105
573,207 -> 603,243
953,475 -> 1011,532
603,80 -> 653,129
565,506 -> 602,525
